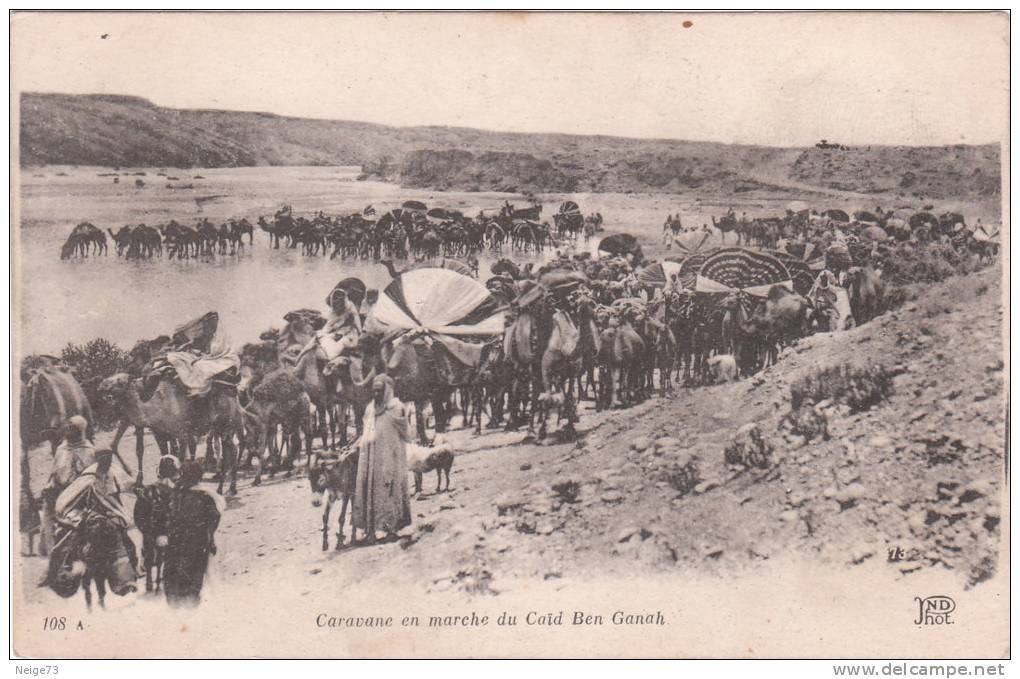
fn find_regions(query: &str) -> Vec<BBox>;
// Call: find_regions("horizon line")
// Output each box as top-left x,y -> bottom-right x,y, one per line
20,90 -> 1003,151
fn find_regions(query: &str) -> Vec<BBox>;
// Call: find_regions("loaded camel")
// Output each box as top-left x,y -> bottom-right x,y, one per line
98,373 -> 242,495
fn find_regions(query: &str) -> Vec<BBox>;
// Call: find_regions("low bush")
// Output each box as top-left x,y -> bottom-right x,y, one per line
789,362 -> 893,414
61,338 -> 129,429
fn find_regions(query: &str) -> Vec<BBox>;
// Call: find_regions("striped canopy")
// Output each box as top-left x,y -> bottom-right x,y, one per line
768,250 -> 816,296
368,268 -> 504,368
671,231 -> 713,257
696,248 -> 792,297
636,261 -> 683,288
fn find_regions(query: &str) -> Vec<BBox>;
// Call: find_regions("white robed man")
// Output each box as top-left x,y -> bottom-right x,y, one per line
352,374 -> 412,544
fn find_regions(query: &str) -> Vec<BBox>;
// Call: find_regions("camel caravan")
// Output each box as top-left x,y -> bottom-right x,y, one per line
58,199 -> 605,262
25,199 -> 998,602
40,201 -> 1001,484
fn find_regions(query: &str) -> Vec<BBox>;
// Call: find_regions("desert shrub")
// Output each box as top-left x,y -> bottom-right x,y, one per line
724,424 -> 773,470
874,242 -> 988,287
659,457 -> 701,495
789,362 -> 893,414
61,338 -> 129,428
783,404 -> 831,443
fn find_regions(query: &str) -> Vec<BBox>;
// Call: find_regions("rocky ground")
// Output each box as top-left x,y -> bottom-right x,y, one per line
15,266 -> 1006,657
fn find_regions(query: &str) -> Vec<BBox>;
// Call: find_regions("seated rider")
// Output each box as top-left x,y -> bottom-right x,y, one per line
308,286 -> 363,362
40,416 -> 96,554
325,287 -> 362,337
59,449 -> 142,578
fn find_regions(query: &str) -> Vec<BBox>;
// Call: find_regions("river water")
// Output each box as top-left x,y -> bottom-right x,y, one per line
16,165 -> 785,356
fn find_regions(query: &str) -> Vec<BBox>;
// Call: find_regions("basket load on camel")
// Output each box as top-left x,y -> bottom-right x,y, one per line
367,267 -> 506,391
141,312 -> 240,399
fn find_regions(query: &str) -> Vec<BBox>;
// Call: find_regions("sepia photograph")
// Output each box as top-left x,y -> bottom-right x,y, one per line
9,10 -> 1010,661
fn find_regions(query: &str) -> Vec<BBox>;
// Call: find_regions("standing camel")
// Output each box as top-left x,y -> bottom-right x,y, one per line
20,362 -> 95,556
98,373 -> 242,495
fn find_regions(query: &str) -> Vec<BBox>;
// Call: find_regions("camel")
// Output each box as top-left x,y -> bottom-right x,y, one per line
245,370 -> 314,486
463,338 -> 511,435
535,310 -> 583,439
257,214 -> 293,248
98,376 -> 176,484
711,213 -> 739,242
323,354 -> 377,446
502,293 -> 584,441
280,325 -> 339,452
99,373 -> 242,495
231,218 -> 255,245
597,315 -> 646,408
383,334 -> 457,445
570,294 -> 602,404
21,363 -> 95,556
845,266 -> 884,324
107,226 -> 134,256
61,222 -> 107,259
639,313 -> 677,396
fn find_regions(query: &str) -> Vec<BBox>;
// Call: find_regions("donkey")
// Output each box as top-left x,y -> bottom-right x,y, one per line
308,450 -> 360,551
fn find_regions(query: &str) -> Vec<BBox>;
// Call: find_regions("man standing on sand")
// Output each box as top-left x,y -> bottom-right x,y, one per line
352,374 -> 412,544
163,460 -> 221,608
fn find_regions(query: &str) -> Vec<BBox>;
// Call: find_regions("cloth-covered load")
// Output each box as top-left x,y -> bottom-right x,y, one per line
158,349 -> 241,398
368,268 -> 505,369
171,311 -> 218,353
55,464 -> 134,529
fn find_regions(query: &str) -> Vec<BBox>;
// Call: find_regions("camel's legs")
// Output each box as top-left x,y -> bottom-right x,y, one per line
110,420 -> 130,453
321,497 -> 332,551
135,427 -> 145,483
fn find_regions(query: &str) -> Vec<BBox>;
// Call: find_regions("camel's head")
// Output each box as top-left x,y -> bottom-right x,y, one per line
322,356 -> 350,378
97,373 -> 132,400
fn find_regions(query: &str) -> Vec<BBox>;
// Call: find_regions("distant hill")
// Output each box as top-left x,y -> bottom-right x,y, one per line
19,93 -> 1001,201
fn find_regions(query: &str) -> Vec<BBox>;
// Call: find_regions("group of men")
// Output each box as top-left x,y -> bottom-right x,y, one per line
36,416 -> 222,608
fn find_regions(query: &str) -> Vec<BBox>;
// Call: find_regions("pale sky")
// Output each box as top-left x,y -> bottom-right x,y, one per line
11,11 -> 1010,146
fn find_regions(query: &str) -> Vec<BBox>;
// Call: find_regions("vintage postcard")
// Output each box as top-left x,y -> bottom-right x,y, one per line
10,11 -> 1009,659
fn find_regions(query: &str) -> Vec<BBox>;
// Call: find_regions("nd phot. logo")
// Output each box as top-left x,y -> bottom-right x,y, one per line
914,596 -> 955,626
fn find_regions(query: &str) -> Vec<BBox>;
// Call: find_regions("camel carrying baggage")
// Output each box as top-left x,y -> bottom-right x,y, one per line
139,311 -> 241,399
